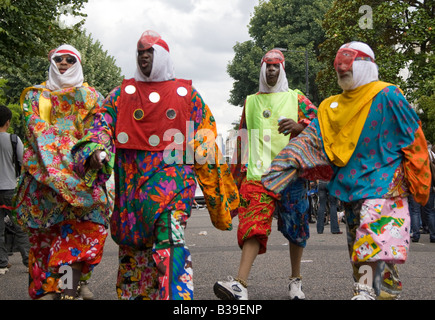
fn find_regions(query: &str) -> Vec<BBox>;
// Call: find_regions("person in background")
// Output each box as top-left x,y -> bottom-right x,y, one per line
0,105 -> 30,275
316,180 -> 342,234
419,142 -> 435,243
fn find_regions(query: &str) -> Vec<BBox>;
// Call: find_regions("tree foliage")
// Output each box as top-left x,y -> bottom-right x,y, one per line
318,0 -> 434,102
0,0 -> 87,77
0,79 -> 24,137
70,32 -> 123,97
0,0 -> 88,104
415,78 -> 435,143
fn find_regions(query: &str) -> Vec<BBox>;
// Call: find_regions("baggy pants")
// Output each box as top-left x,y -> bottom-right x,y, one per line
116,209 -> 193,300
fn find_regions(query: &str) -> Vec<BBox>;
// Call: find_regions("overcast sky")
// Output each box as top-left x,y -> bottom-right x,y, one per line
72,0 -> 259,138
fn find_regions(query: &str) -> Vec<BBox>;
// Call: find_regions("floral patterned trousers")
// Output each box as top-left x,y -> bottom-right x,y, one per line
27,219 -> 108,299
116,209 -> 193,300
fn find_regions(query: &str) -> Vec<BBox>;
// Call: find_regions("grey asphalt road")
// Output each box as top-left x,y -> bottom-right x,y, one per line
1,208 -> 434,301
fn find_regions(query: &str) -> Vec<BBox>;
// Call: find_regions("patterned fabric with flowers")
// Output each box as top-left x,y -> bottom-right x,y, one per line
72,81 -> 239,249
13,84 -> 112,229
27,219 -> 107,299
15,86 -> 110,228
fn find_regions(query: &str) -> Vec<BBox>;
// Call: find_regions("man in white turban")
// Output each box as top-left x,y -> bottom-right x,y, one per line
15,44 -> 111,300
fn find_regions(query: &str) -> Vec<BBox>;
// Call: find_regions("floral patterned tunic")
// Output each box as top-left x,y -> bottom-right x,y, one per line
14,84 -> 112,229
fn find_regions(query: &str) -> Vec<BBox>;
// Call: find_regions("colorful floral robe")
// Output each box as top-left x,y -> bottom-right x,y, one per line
14,83 -> 112,299
72,81 -> 238,248
71,79 -> 239,300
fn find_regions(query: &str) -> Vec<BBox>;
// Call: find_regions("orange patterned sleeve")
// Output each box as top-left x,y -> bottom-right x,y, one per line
192,93 -> 239,231
402,125 -> 431,205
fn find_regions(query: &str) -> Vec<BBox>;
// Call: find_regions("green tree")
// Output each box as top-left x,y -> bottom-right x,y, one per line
0,1 -> 123,137
0,0 -> 86,70
70,32 -> 123,97
0,79 -> 24,138
415,78 -> 435,143
318,0 -> 434,102
227,40 -> 264,108
3,31 -> 123,104
0,0 -> 88,104
227,0 -> 332,107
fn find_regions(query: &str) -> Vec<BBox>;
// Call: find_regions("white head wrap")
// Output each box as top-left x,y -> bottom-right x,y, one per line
258,50 -> 288,93
134,43 -> 175,82
259,62 -> 288,93
46,44 -> 84,91
340,41 -> 378,90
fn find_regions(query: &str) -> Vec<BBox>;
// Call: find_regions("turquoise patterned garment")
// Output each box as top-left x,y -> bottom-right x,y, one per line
322,85 -> 419,202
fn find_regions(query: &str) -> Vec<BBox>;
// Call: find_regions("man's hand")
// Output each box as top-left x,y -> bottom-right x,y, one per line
278,118 -> 304,136
88,150 -> 108,170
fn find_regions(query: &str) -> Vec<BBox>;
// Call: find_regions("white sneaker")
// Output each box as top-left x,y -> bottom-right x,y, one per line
214,276 -> 248,300
0,267 -> 9,275
78,281 -> 94,300
351,283 -> 376,300
289,277 -> 305,300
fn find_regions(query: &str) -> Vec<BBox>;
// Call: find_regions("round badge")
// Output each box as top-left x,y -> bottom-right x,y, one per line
133,109 -> 144,120
117,132 -> 129,144
125,85 -> 136,94
263,134 -> 271,142
166,108 -> 177,120
330,102 -> 338,109
263,110 -> 271,118
177,86 -> 188,97
256,160 -> 263,169
174,133 -> 185,144
149,92 -> 160,103
149,135 -> 160,146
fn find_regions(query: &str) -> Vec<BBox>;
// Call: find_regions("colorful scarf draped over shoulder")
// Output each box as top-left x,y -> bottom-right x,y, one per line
318,81 -> 393,167
318,81 -> 430,205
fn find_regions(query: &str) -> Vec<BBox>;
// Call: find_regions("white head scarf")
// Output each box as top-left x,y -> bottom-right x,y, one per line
46,44 -> 84,91
134,42 -> 175,82
259,63 -> 289,93
340,41 -> 378,90
258,50 -> 288,93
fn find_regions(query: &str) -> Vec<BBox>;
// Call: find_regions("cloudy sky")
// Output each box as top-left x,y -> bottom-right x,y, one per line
71,0 -> 260,138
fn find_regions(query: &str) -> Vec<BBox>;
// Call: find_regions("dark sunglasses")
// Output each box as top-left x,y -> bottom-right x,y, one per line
53,56 -> 77,64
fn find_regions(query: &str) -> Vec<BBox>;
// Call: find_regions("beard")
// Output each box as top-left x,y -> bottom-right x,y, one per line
337,71 -> 354,91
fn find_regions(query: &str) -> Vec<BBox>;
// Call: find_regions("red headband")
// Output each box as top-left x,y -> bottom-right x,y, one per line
137,30 -> 169,52
155,38 -> 169,52
262,49 -> 285,67
55,49 -> 81,63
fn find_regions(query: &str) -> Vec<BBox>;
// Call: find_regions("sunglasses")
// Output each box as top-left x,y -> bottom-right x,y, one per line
53,56 -> 77,64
